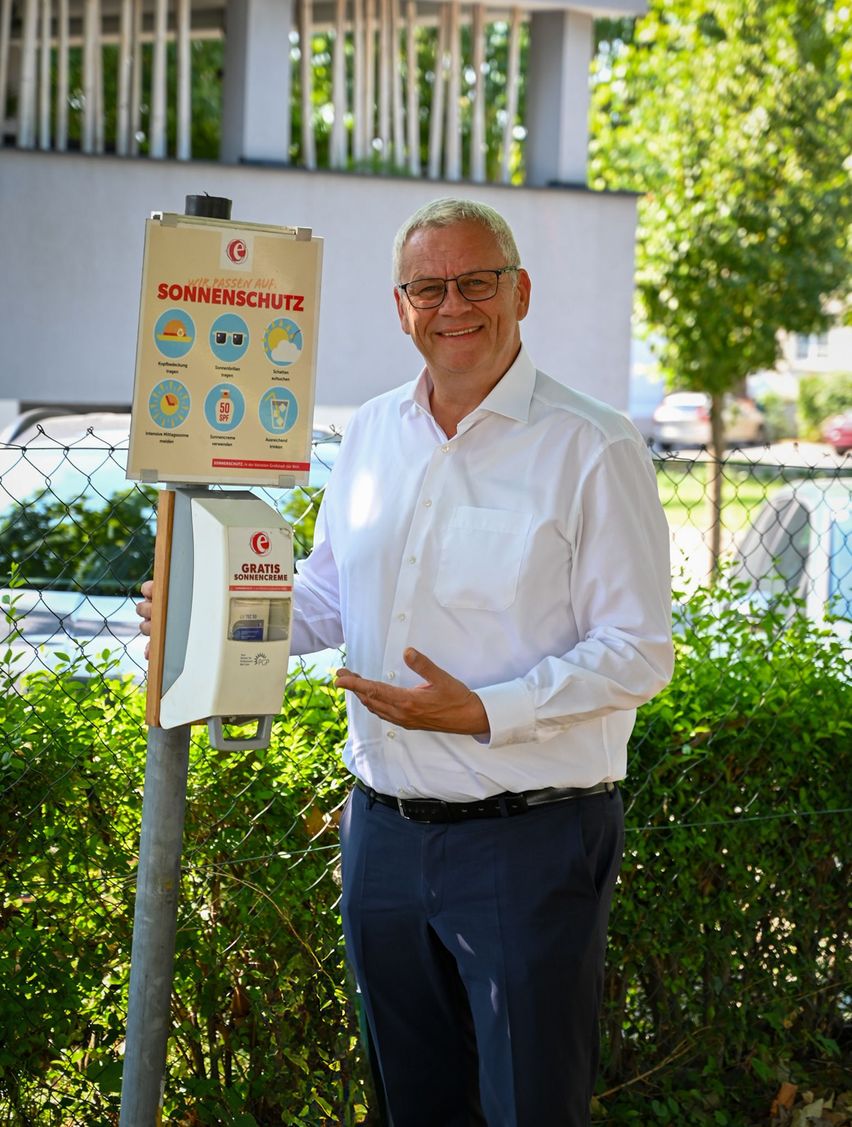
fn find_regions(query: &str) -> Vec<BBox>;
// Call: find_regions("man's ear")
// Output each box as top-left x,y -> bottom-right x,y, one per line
394,286 -> 412,337
515,269 -> 532,323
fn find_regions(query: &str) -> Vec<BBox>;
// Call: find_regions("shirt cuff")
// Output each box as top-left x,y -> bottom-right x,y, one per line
474,678 -> 537,748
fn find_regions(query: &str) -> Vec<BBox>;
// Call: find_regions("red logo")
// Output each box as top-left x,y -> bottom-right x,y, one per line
226,238 -> 247,264
250,531 -> 271,555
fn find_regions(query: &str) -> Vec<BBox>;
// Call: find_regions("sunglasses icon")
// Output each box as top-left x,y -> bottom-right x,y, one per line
214,331 -> 245,346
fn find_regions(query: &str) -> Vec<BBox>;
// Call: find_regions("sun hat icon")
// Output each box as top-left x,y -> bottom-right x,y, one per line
157,318 -> 193,342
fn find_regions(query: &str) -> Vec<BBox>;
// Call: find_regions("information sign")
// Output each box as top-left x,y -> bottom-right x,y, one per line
127,213 -> 323,487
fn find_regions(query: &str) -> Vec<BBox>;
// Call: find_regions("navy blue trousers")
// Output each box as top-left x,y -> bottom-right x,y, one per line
339,784 -> 624,1127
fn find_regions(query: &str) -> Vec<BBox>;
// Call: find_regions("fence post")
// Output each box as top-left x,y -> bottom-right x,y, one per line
119,724 -> 191,1127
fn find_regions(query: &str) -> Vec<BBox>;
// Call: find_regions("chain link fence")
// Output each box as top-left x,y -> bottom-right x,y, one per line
1,421 -> 850,1125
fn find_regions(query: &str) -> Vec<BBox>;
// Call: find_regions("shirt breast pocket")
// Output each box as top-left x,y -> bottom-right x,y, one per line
434,506 -> 532,611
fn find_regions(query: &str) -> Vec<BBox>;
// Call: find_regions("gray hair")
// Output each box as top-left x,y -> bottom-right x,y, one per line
392,198 -> 521,283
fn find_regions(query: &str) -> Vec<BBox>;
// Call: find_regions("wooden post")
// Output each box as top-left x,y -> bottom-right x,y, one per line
145,490 -> 175,727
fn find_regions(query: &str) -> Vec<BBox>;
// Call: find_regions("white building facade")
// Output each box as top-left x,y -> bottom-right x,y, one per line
0,0 -> 645,428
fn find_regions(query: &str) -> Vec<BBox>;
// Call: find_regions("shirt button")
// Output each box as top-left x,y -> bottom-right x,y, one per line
423,499 -> 432,508
386,730 -> 397,740
397,612 -> 407,621
387,671 -> 396,681
441,444 -> 450,453
407,555 -> 417,565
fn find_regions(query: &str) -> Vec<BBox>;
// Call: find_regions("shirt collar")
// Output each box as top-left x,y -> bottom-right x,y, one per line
400,344 -> 536,426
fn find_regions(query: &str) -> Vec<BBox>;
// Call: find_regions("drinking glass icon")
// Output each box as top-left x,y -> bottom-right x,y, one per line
270,395 -> 291,430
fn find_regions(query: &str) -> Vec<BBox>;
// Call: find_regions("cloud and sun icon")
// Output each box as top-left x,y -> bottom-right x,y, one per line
263,318 -> 303,367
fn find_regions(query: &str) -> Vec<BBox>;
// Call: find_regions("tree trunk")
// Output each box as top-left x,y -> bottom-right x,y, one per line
708,392 -> 725,578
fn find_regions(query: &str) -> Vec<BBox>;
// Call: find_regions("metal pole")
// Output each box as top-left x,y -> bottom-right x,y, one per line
119,723 -> 191,1127
120,193 -> 233,1127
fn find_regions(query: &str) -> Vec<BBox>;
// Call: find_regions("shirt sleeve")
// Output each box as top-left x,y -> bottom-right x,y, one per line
475,436 -> 674,748
290,495 -> 346,655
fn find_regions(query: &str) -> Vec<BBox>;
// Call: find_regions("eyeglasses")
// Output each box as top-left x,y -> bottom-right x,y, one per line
214,331 -> 245,346
397,267 -> 519,310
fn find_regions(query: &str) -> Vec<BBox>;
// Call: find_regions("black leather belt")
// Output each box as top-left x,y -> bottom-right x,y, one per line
354,778 -> 616,824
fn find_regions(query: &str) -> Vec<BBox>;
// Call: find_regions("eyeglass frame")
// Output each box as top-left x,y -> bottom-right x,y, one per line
396,266 -> 520,310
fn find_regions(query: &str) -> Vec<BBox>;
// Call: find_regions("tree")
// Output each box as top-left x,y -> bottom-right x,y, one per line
590,0 -> 852,567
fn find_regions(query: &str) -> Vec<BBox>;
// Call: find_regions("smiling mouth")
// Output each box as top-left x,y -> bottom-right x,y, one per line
439,327 -> 481,338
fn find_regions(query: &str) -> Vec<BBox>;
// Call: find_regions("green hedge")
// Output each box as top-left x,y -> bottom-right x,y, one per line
0,669 -> 372,1125
598,583 -> 851,1124
1,578 -> 849,1124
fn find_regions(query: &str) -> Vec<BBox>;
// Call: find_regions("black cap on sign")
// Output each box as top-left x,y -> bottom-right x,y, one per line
185,194 -> 232,220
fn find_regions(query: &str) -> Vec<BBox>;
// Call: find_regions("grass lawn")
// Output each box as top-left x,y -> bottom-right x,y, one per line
655,460 -> 786,539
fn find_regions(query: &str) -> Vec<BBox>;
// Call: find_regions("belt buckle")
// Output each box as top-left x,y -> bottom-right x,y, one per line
397,797 -> 450,823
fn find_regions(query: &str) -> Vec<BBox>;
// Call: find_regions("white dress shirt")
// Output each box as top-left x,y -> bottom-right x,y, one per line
291,346 -> 673,800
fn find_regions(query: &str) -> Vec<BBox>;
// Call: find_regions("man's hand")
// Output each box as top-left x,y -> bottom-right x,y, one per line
136,579 -> 154,659
335,648 -> 490,737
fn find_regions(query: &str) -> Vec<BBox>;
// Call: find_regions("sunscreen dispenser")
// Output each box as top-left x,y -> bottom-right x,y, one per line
159,489 -> 294,749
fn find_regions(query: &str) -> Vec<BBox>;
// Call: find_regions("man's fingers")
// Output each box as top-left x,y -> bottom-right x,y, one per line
403,647 -> 444,683
136,578 -> 154,637
334,667 -> 362,690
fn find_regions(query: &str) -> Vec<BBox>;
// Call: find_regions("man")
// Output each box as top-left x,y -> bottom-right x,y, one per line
139,198 -> 673,1126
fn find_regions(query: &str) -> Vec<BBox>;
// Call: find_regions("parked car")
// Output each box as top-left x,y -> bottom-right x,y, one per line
821,410 -> 852,456
730,481 -> 851,641
0,412 -> 344,686
652,392 -> 767,450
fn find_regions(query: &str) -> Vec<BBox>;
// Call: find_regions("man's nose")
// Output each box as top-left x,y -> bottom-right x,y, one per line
440,279 -> 474,311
